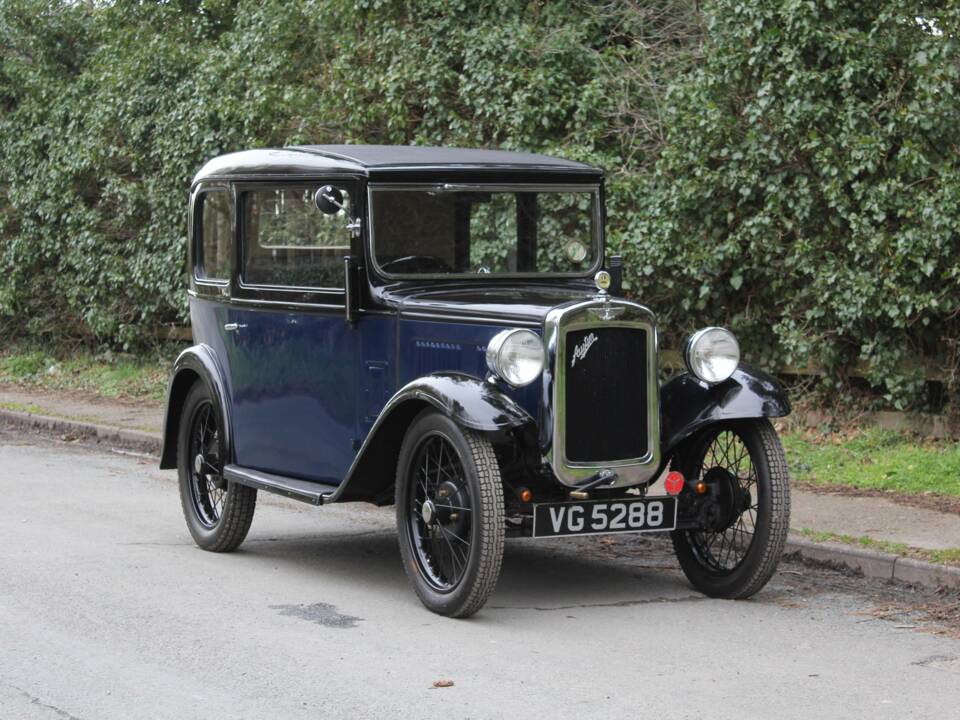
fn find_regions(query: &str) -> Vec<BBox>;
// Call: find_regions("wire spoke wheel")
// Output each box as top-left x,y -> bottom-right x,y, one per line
408,432 -> 474,591
396,410 -> 504,617
188,401 -> 226,528
686,429 -> 759,573
671,419 -> 790,599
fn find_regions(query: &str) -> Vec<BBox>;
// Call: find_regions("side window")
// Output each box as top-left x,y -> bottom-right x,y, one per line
197,190 -> 231,281
242,185 -> 352,289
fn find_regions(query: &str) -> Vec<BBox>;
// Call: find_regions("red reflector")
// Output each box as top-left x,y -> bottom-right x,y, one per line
664,471 -> 685,495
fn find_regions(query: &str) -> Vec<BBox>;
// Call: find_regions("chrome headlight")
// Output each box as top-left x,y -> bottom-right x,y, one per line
486,329 -> 545,387
684,327 -> 740,384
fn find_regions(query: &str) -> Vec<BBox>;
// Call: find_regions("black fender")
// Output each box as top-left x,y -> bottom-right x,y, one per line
660,363 -> 790,457
328,372 -> 534,503
159,345 -> 234,470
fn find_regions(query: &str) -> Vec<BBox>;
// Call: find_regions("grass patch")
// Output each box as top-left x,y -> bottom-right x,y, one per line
783,427 -> 960,498
797,528 -> 960,567
0,346 -> 171,402
0,401 -> 112,426
0,401 -> 47,415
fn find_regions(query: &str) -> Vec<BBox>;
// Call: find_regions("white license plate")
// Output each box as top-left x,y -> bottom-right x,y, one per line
532,496 -> 677,538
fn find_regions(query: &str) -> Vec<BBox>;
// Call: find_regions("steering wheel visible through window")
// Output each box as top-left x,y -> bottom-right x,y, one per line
379,255 -> 454,274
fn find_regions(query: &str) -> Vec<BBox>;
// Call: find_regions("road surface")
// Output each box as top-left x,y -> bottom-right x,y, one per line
1,429 -> 958,719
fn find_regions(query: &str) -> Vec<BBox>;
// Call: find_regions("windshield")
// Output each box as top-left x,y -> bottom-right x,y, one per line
370,184 -> 600,276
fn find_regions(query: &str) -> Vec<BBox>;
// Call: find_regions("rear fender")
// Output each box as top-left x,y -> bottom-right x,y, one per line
159,345 -> 233,470
660,363 -> 790,457
328,372 -> 534,503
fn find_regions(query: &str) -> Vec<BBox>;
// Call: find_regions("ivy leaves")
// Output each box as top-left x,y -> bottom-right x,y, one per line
0,0 -> 956,408
637,1 -> 960,407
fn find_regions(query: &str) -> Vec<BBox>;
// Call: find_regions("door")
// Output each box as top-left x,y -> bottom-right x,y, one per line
222,181 -> 361,484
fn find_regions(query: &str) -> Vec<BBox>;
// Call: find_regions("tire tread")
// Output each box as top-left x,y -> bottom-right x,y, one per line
200,483 -> 257,553
451,428 -> 505,617
731,419 -> 791,598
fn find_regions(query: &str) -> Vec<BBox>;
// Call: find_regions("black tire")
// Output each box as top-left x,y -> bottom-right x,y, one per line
671,419 -> 790,599
395,410 -> 505,618
177,381 -> 256,552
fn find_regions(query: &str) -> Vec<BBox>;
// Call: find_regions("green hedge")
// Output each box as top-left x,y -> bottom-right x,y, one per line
636,1 -> 960,410
0,0 -> 957,409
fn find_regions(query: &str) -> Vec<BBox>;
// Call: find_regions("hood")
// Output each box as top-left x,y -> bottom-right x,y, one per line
378,283 -> 598,325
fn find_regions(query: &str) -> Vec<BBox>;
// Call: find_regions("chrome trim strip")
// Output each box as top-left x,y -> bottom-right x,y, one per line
541,298 -> 661,488
344,256 -> 355,323
205,294 -> 344,311
235,277 -> 346,295
188,290 -> 398,316
397,310 -> 541,327
368,183 -> 601,192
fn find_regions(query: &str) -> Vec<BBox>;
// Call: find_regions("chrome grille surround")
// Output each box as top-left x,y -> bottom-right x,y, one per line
540,298 -> 661,488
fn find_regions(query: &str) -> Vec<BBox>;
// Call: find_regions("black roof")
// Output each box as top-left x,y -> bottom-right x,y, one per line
193,144 -> 601,184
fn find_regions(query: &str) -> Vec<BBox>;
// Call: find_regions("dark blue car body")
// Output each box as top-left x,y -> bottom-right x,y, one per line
160,144 -> 789,508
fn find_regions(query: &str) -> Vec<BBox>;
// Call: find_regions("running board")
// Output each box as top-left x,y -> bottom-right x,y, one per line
223,465 -> 338,506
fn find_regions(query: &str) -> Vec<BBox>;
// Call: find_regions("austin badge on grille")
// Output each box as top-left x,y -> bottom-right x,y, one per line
571,332 -> 598,368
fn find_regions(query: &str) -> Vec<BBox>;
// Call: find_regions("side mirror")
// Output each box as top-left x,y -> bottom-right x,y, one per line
314,185 -> 345,215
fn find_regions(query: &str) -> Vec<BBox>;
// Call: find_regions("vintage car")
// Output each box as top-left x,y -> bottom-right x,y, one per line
160,145 -> 791,617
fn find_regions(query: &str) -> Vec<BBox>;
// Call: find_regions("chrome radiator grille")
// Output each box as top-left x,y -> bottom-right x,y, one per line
563,326 -> 648,463
542,298 -> 660,488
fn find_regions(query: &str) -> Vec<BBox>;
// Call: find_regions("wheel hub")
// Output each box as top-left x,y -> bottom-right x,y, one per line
702,466 -> 748,531
422,499 -> 436,525
435,480 -> 469,532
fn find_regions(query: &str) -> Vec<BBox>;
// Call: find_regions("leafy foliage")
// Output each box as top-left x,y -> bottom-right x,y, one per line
0,0 -> 957,409
637,1 -> 960,409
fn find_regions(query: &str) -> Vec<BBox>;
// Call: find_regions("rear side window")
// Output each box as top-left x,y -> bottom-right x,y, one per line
242,186 -> 352,289
197,190 -> 231,281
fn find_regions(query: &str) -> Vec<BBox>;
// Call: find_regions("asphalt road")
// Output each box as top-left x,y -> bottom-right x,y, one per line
1,429 -> 959,720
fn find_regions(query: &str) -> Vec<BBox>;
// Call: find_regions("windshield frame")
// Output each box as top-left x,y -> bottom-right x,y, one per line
366,182 -> 604,281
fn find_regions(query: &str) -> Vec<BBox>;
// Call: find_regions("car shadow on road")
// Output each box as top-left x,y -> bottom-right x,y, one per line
233,526 -> 696,615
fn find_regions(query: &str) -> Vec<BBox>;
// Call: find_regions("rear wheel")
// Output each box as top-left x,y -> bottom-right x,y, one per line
395,410 -> 505,618
671,419 -> 790,599
177,381 -> 256,552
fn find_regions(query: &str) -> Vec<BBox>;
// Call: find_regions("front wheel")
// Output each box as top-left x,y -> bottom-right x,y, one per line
671,419 -> 790,599
395,410 -> 505,618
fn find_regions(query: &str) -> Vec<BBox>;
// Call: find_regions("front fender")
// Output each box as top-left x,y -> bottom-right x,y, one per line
159,344 -> 233,470
660,363 -> 790,455
327,372 -> 533,503
388,372 -> 533,432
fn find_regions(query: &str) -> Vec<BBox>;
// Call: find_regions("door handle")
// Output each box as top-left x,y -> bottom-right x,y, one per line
345,218 -> 362,238
223,322 -> 247,332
